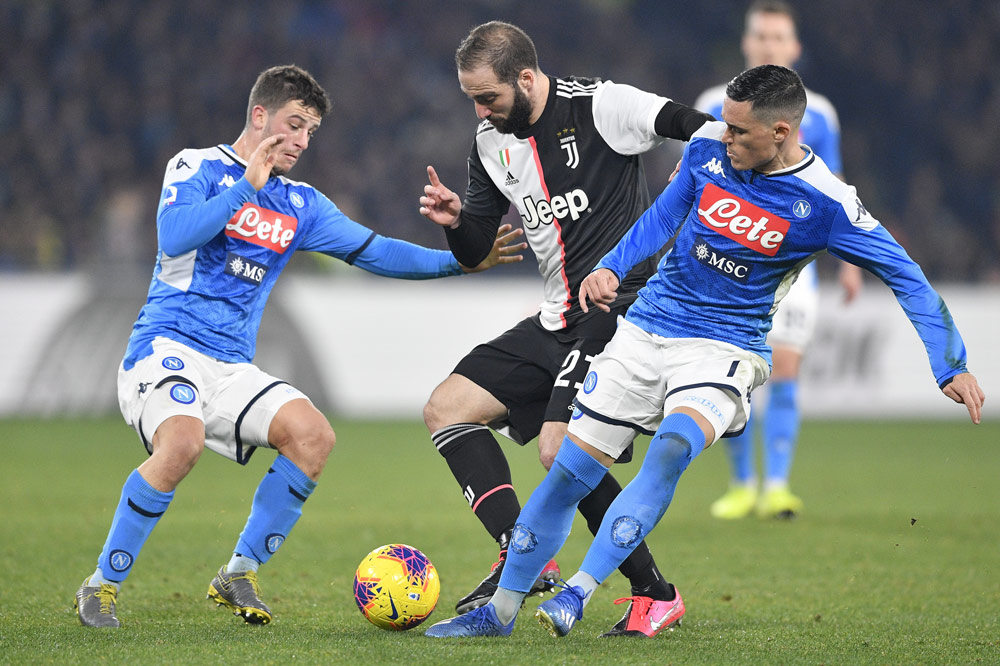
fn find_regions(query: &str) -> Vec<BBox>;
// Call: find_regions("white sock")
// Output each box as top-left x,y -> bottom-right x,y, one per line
225,553 -> 260,573
88,568 -> 121,591
490,587 -> 526,624
565,571 -> 600,609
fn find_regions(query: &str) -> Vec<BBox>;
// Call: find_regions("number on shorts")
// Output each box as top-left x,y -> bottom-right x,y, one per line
555,350 -> 595,391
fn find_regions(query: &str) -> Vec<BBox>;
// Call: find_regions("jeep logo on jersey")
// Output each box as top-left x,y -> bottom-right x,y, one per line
225,203 -> 298,253
520,189 -> 590,229
697,183 -> 789,256
690,236 -> 752,283
225,252 -> 268,285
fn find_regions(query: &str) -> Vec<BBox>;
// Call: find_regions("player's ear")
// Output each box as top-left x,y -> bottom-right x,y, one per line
772,120 -> 792,143
250,105 -> 269,131
517,68 -> 535,92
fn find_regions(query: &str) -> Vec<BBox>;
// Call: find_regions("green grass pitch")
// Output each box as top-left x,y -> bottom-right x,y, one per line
1,417 -> 998,664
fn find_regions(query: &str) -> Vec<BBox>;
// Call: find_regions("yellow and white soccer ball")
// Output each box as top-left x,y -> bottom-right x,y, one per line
353,544 -> 440,630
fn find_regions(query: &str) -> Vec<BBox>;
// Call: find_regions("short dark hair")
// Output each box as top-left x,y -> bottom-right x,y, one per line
455,21 -> 539,85
246,65 -> 331,126
745,0 -> 798,31
726,64 -> 806,125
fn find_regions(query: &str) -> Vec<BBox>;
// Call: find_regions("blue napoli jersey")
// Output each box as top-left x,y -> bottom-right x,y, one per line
124,145 -> 461,369
597,122 -> 967,386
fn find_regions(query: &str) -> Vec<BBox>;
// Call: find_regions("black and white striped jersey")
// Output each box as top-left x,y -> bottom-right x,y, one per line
461,76 -> 675,330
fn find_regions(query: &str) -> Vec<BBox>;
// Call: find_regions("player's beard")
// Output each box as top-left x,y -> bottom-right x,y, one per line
491,85 -> 533,134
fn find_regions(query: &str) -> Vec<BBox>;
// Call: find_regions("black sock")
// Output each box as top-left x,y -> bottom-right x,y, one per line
432,423 -> 520,542
577,472 -> 675,600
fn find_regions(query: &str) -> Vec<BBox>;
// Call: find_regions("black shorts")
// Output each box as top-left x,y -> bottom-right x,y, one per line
453,305 -> 633,462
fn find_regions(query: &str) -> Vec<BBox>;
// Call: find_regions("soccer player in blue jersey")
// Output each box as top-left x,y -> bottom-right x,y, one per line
424,64 -> 985,638
72,65 -> 523,628
695,0 -> 863,519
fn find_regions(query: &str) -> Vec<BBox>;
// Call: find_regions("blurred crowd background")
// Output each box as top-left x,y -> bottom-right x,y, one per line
2,0 -> 998,281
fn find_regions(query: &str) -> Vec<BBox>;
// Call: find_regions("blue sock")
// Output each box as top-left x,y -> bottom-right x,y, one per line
724,413 -> 756,484
763,380 -> 799,484
95,469 -> 174,584
580,413 -> 705,583
234,455 -> 316,565
498,437 -> 609,594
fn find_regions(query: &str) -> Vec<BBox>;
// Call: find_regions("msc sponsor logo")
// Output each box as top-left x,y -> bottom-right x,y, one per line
225,252 -> 268,285
520,189 -> 590,229
690,236 -> 752,283
697,183 -> 789,256
225,203 -> 298,253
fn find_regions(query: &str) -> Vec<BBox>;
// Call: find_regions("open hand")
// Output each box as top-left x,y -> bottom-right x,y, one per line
246,134 -> 286,190
461,224 -> 527,273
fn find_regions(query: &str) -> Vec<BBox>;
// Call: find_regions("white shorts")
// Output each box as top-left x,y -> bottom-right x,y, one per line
768,263 -> 818,351
117,337 -> 309,464
568,319 -> 770,459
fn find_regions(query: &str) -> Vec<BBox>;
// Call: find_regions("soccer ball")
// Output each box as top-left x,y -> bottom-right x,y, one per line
353,544 -> 440,630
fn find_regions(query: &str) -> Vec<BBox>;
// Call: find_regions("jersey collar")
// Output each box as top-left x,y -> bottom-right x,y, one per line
219,144 -> 247,168
756,144 -> 816,178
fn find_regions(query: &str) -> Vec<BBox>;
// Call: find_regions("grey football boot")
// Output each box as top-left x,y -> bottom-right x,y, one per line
207,566 -> 272,624
75,578 -> 121,628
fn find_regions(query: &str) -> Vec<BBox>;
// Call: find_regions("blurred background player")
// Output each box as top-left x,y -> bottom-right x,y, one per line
693,0 -> 863,519
73,65 -> 521,628
419,21 -> 712,636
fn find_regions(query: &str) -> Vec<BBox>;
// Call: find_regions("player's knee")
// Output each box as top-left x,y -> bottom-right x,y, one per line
277,418 -> 335,480
423,380 -> 464,433
538,434 -> 561,471
422,392 -> 444,433
297,422 -> 336,479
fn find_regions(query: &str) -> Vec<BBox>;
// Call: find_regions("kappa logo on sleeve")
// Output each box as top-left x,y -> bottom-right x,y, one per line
225,203 -> 298,254
697,183 -> 789,256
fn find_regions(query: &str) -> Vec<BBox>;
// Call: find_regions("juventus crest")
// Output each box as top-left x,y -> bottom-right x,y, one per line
557,128 -> 579,169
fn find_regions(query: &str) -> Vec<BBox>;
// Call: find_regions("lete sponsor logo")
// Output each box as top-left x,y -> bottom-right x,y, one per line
225,203 -> 298,253
697,183 -> 789,256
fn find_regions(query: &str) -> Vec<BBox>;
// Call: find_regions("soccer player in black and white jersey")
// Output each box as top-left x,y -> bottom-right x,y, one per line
419,21 -> 713,637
